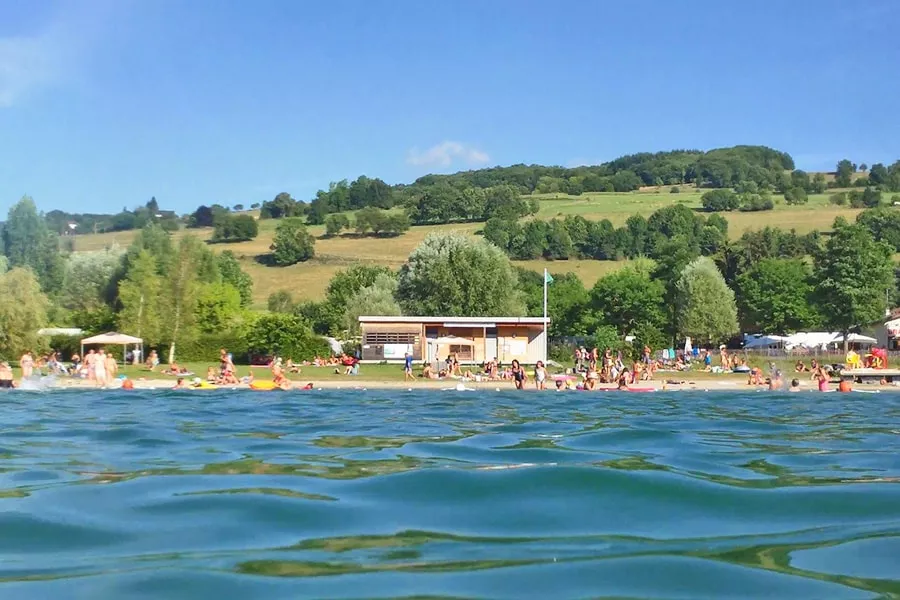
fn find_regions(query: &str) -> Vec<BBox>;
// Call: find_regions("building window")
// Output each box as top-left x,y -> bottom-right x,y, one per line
364,332 -> 417,344
449,344 -> 473,360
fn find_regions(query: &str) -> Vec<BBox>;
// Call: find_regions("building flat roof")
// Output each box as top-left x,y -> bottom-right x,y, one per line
359,316 -> 549,324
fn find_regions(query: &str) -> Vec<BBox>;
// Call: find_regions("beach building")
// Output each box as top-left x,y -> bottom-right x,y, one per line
358,316 -> 549,364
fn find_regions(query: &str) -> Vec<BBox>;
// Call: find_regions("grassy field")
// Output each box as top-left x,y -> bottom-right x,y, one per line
71,188 -> 864,305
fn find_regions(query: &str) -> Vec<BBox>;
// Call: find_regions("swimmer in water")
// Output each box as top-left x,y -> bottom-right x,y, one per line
788,378 -> 801,392
616,368 -> 630,390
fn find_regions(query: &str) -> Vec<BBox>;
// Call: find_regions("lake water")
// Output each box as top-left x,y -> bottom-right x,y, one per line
0,388 -> 899,599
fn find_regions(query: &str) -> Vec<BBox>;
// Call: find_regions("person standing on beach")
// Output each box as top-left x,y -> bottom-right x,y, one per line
404,352 -> 414,381
815,367 -> 830,392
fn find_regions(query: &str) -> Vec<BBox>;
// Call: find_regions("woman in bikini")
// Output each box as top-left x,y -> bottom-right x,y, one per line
511,360 -> 526,390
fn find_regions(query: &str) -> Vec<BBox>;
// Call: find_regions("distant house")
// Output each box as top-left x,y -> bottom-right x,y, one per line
155,210 -> 177,219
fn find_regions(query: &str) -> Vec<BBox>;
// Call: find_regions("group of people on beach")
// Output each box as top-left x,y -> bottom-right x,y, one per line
573,346 -> 654,385
7,349 -> 120,388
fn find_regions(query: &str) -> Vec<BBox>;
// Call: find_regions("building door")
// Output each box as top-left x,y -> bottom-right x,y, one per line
485,328 -> 498,362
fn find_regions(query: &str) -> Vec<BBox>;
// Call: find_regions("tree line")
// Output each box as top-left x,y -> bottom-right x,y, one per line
0,197 -> 327,363
0,192 -> 895,364
263,220 -> 894,360
35,151 -> 900,241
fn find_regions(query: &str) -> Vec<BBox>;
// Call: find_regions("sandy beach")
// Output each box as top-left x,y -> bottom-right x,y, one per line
44,376 -> 832,392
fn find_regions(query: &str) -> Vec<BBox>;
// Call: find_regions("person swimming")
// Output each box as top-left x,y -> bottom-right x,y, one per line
789,378 -> 801,392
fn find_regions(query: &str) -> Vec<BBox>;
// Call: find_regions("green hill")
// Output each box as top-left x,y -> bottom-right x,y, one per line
71,186 -> 861,307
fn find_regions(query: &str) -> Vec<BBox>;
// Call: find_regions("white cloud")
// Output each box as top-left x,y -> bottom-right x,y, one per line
566,158 -> 604,168
406,141 -> 491,168
0,31 -> 62,107
0,1 -> 118,107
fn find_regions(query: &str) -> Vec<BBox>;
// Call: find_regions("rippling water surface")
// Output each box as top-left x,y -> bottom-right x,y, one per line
1,389 -> 899,599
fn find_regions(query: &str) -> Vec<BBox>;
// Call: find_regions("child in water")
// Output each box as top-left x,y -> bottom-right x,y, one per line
534,361 -> 547,390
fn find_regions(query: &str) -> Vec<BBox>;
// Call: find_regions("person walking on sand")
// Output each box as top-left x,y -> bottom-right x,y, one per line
404,352 -> 415,381
534,360 -> 547,390
94,349 -> 108,388
511,360 -> 527,390
105,351 -> 118,385
19,351 -> 34,379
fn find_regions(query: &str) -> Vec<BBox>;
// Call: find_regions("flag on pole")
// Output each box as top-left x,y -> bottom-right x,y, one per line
544,271 -> 554,284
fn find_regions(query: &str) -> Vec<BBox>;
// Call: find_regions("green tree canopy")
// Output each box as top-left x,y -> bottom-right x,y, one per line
124,223 -> 175,276
590,266 -> 665,335
270,218 -> 315,266
814,223 -> 894,344
267,290 -> 295,313
245,313 -> 329,360
326,265 -> 394,306
0,268 -> 50,359
396,233 -> 525,316
518,270 -> 593,337
675,257 -> 738,343
60,249 -> 123,313
736,258 -> 820,334
343,273 -> 402,335
2,196 -> 65,293
195,282 -> 243,333
117,250 -> 164,343
216,251 -> 253,307
211,214 -> 259,243
164,236 -> 210,362
835,159 -> 855,187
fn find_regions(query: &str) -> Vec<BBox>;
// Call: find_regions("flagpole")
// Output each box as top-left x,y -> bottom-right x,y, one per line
543,268 -> 548,363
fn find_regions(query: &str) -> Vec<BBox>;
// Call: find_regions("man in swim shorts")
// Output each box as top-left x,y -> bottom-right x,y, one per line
404,352 -> 414,381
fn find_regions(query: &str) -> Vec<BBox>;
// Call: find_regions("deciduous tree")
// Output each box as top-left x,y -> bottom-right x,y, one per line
2,196 -> 65,293
270,219 -> 315,265
736,259 -> 820,333
216,251 -> 253,307
0,268 -> 50,359
343,274 -> 401,335
675,257 -> 738,343
590,267 -> 665,335
117,250 -> 164,344
397,233 -> 525,316
814,223 -> 894,350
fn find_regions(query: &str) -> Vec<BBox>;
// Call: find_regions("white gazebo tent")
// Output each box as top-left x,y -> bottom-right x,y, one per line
743,334 -> 788,349
80,332 -> 144,365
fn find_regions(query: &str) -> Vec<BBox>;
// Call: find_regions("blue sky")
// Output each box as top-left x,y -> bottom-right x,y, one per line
1,0 -> 898,215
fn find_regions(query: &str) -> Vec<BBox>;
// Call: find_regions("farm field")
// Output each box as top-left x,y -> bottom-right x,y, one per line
71,189 -> 865,305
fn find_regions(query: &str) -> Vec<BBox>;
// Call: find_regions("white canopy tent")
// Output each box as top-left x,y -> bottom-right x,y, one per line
38,328 -> 84,337
743,334 -> 788,349
839,333 -> 877,346
80,332 -> 144,365
886,318 -> 900,337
